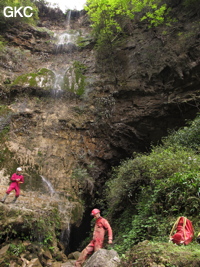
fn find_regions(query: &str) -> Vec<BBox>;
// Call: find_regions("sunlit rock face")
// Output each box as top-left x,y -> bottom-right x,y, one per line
5,97 -> 95,193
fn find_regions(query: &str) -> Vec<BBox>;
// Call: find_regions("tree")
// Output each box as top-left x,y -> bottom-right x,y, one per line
84,0 -> 169,46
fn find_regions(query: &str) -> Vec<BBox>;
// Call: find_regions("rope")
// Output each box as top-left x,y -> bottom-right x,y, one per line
183,216 -> 187,241
169,216 -> 181,238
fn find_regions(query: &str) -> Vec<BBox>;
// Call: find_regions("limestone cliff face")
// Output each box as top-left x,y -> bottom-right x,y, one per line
0,5 -> 200,207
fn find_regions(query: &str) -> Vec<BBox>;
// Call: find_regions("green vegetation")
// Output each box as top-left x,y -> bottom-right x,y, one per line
33,25 -> 54,36
0,36 -> 6,52
0,0 -> 38,28
72,162 -> 95,196
163,116 -> 200,152
77,35 -> 92,48
0,105 -> 11,146
8,243 -> 26,257
121,241 -> 200,266
85,0 -> 170,47
0,205 -> 64,266
0,105 -> 10,116
85,0 -> 199,48
105,115 -> 200,256
11,68 -> 55,89
0,206 -> 61,249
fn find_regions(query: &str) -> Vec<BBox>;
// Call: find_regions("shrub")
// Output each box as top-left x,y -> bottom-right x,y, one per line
163,115 -> 200,151
106,115 -> 200,254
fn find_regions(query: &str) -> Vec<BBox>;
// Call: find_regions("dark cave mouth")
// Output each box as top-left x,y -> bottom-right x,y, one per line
67,208 -> 92,255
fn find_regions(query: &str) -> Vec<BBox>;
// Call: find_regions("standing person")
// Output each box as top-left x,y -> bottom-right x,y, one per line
0,167 -> 24,204
75,208 -> 113,267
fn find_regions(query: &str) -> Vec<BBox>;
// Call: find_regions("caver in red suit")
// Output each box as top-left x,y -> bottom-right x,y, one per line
1,167 -> 24,204
75,209 -> 113,267
6,172 -> 24,196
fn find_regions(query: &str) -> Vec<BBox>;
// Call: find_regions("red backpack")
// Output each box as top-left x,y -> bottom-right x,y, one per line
169,216 -> 194,245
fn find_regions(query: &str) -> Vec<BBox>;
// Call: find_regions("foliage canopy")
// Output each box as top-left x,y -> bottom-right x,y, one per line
85,0 -> 200,47
85,0 -> 170,45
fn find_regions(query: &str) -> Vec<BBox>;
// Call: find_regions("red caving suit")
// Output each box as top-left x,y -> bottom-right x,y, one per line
6,173 -> 24,197
75,216 -> 113,267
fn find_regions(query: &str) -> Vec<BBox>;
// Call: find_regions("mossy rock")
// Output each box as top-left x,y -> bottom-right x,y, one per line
11,68 -> 55,90
122,241 -> 200,267
63,61 -> 87,96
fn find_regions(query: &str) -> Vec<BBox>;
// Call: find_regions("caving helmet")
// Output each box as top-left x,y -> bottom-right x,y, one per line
17,167 -> 22,172
91,208 -> 100,216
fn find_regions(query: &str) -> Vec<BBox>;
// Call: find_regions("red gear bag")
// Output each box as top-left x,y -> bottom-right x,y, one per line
169,216 -> 194,245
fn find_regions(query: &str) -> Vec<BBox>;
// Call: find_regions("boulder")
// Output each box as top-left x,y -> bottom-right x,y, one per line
11,68 -> 55,91
61,261 -> 76,267
0,244 -> 10,255
68,251 -> 80,260
54,251 -> 68,262
27,258 -> 43,267
43,248 -> 53,259
52,262 -> 62,267
84,249 -> 120,267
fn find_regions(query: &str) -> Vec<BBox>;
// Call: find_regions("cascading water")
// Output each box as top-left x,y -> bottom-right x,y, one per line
51,70 -> 65,96
40,174 -> 75,253
54,31 -> 79,54
49,10 -> 80,94
57,32 -> 71,45
57,199 -> 75,254
60,224 -> 71,254
40,175 -> 55,195
66,10 -> 71,29
53,10 -> 79,54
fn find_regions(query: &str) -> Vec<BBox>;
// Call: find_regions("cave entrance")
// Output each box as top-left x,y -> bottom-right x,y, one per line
66,209 -> 92,255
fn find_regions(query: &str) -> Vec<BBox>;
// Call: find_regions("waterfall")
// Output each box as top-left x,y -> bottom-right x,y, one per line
51,26 -> 80,93
66,10 -> 71,29
40,175 -> 55,195
55,10 -> 72,50
54,14 -> 80,55
54,31 -> 79,54
57,32 -> 72,46
60,224 -> 71,254
51,71 -> 65,96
